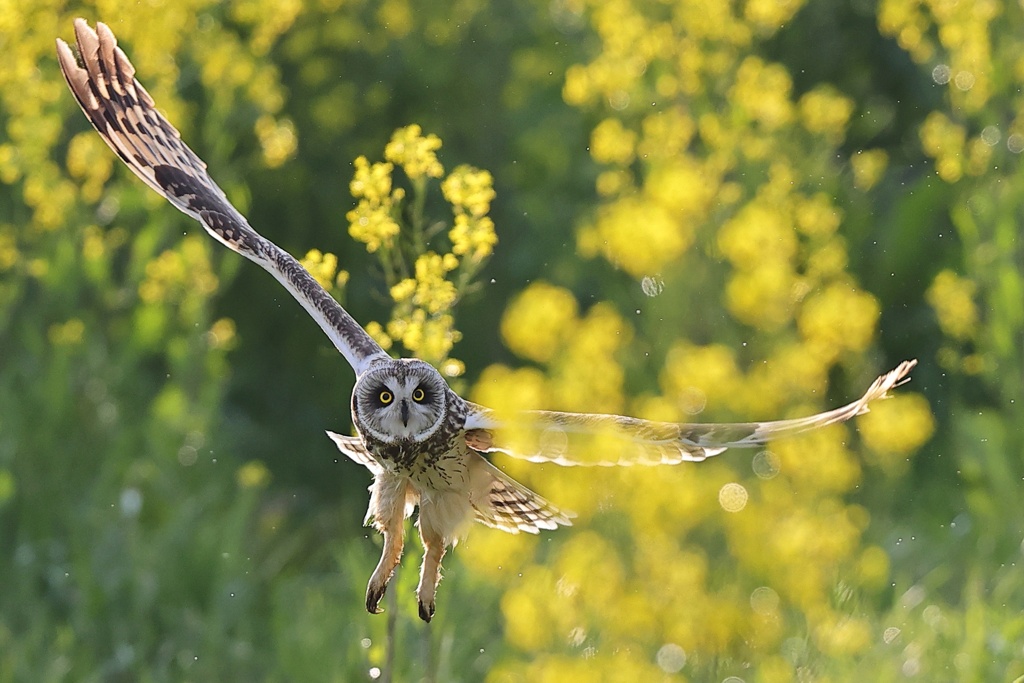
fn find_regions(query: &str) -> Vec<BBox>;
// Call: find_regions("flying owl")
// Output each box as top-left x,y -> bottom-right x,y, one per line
57,19 -> 917,623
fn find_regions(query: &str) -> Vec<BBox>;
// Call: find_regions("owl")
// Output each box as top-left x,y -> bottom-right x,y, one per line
58,20 -> 917,623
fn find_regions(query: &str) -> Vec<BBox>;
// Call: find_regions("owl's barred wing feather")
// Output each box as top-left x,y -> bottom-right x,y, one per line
464,360 -> 917,467
471,459 -> 574,534
57,19 -> 387,376
326,431 -> 383,474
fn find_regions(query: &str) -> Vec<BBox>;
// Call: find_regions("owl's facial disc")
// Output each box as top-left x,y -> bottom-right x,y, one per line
353,361 -> 447,444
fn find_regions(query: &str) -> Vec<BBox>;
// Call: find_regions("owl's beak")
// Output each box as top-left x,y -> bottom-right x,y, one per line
400,400 -> 410,426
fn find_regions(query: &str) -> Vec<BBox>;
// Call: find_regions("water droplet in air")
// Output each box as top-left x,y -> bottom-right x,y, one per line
718,483 -> 748,512
752,450 -> 780,480
656,643 -> 687,673
641,275 -> 664,297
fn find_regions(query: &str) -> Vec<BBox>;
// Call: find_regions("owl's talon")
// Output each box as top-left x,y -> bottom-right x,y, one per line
366,585 -> 387,614
418,600 -> 435,623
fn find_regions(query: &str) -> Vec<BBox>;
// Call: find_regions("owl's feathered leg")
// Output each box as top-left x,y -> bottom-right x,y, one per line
415,526 -> 446,623
414,492 -> 473,622
365,473 -> 416,614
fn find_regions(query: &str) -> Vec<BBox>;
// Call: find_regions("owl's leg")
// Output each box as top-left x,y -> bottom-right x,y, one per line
366,474 -> 415,615
415,524 -> 446,623
415,492 -> 469,622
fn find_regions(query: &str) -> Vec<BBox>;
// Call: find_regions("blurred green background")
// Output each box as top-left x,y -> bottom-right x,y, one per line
2,0 -> 1023,680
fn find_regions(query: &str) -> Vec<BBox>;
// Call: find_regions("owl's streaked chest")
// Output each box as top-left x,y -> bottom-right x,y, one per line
364,429 -> 471,491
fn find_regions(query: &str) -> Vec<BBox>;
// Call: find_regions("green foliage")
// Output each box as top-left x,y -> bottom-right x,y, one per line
1,0 -> 1023,681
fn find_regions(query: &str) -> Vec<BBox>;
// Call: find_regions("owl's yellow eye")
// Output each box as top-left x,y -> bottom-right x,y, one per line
412,387 -> 426,402
379,390 -> 393,405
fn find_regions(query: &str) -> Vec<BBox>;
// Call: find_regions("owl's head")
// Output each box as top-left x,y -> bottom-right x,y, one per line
351,359 -> 450,444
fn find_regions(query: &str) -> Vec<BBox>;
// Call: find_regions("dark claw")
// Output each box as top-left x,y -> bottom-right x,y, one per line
418,600 -> 435,623
366,584 -> 386,614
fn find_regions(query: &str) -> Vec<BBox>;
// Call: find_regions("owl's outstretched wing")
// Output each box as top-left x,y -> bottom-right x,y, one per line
57,19 -> 388,377
463,360 -> 917,467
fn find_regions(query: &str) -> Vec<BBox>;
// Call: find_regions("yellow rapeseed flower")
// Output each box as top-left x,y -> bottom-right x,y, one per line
589,117 -> 637,166
799,85 -> 854,142
442,164 -> 496,217
48,318 -> 86,346
797,283 -> 880,361
349,155 -> 393,202
589,196 -> 693,277
384,124 -> 443,180
346,200 -> 400,253
925,269 -> 978,340
299,249 -> 339,289
500,282 -> 578,363
859,392 -> 935,466
731,56 -> 794,129
254,115 -> 297,168
851,149 -> 889,190
236,460 -> 271,489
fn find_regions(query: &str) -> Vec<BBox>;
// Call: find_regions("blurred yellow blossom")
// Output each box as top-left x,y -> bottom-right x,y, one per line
0,225 -> 18,271
585,196 -> 693,277
799,86 -> 854,142
851,149 -> 889,190
731,56 -> 794,129
500,282 -> 579,363
48,318 -> 86,346
744,0 -> 805,32
384,124 -> 443,180
926,269 -> 978,340
718,201 -> 798,268
798,283 -> 880,362
661,343 -> 741,413
299,249 -> 340,289
589,117 -> 637,165
859,393 -> 935,469
236,460 -> 271,489
920,112 -> 966,183
207,317 -> 237,351
254,115 -> 297,168
725,262 -> 800,330
795,193 -> 843,237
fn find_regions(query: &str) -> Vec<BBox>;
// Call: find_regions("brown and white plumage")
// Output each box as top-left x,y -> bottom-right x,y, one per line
58,19 -> 917,623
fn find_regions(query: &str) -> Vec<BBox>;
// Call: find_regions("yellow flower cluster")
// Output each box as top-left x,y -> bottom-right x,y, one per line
382,253 -> 462,364
236,460 -> 271,489
138,237 -> 219,307
48,318 -> 86,347
443,165 -> 498,261
347,156 -> 402,253
799,85 -> 855,143
254,115 -> 298,169
859,393 -> 937,473
384,124 -> 444,180
299,249 -> 347,291
798,283 -> 881,363
731,56 -> 794,130
340,128 -> 498,370
878,0 -> 997,112
851,149 -> 889,190
500,282 -> 579,363
926,269 -> 978,340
